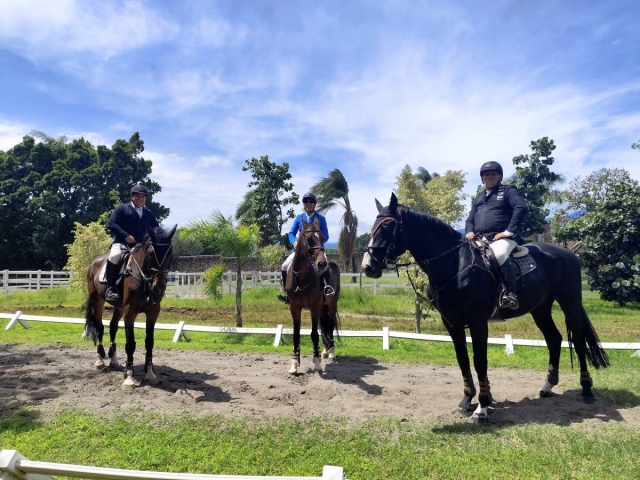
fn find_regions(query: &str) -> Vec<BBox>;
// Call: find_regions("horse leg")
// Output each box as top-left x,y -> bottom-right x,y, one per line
320,305 -> 336,360
121,307 -> 139,390
443,321 -> 476,415
144,306 -> 160,385
469,321 -> 492,423
557,301 -> 595,403
108,308 -> 123,368
289,305 -> 302,374
530,298 -> 562,397
311,309 -> 322,373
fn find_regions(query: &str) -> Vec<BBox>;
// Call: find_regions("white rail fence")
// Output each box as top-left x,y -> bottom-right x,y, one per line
3,311 -> 639,355
0,270 -> 402,297
0,449 -> 345,480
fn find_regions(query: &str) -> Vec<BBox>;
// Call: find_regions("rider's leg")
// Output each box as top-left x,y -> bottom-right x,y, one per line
277,253 -> 294,304
322,269 -> 335,296
490,239 -> 518,309
105,244 -> 123,304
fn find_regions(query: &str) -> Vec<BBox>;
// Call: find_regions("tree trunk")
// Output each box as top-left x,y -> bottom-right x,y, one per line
414,298 -> 422,334
235,264 -> 243,327
350,253 -> 357,283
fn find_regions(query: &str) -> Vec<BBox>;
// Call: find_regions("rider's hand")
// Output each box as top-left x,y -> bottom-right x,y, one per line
125,235 -> 136,245
465,232 -> 475,240
493,232 -> 506,240
293,241 -> 298,249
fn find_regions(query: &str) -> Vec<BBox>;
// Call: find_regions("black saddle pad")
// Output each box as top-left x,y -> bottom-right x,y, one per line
513,254 -> 536,280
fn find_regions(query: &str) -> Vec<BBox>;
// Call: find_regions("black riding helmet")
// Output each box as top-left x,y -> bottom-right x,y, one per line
130,184 -> 149,196
479,161 -> 503,178
302,192 -> 317,203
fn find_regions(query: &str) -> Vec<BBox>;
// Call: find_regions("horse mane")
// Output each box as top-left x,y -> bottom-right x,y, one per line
399,205 -> 465,243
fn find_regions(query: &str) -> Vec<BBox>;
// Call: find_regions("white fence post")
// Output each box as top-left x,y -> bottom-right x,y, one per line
382,326 -> 390,350
273,324 -> 284,346
321,465 -> 344,480
5,311 -> 29,330
36,270 -> 41,290
504,334 -> 514,355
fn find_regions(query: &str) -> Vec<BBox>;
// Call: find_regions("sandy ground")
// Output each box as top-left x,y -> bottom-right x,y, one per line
1,342 -> 639,428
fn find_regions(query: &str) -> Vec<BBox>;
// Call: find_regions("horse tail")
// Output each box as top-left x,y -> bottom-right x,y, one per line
567,306 -> 610,369
82,296 -> 99,345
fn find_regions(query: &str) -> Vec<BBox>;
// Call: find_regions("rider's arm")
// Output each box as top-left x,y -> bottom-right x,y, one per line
464,197 -> 478,236
318,215 -> 329,243
505,187 -> 527,236
288,216 -> 301,246
107,205 -> 130,239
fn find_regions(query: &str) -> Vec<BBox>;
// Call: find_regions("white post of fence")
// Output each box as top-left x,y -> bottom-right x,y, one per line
36,270 -> 41,290
5,311 -> 30,330
321,465 -> 345,480
382,326 -> 390,350
632,350 -> 640,358
0,449 -> 52,480
504,334 -> 515,355
374,278 -> 378,295
228,272 -> 233,294
2,270 -> 8,294
172,321 -> 190,343
274,324 -> 284,346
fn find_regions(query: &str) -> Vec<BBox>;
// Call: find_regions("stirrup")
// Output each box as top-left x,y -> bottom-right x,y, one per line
105,288 -> 120,305
499,293 -> 518,310
323,285 -> 335,297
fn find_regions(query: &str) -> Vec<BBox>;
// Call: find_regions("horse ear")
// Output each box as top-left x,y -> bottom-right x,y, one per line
301,218 -> 309,228
389,192 -> 398,213
313,217 -> 320,227
147,225 -> 156,242
167,224 -> 178,240
375,199 -> 383,213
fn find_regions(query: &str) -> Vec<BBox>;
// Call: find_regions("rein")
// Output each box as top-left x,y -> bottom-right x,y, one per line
291,229 -> 324,293
127,242 -> 173,304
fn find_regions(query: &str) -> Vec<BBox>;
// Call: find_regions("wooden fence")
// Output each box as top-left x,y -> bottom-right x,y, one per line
0,449 -> 344,480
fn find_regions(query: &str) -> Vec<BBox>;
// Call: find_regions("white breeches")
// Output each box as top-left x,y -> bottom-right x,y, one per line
108,243 -> 126,264
281,250 -> 330,271
489,238 -> 517,266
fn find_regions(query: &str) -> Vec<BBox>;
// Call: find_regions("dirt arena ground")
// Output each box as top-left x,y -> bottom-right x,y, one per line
2,343 -> 639,428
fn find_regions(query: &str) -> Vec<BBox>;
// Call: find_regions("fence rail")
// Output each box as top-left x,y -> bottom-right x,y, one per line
0,449 -> 344,480
3,311 -> 639,355
0,270 -> 403,297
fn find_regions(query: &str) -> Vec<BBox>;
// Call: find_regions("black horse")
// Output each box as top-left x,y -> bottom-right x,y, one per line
362,193 -> 609,422
84,225 -> 176,390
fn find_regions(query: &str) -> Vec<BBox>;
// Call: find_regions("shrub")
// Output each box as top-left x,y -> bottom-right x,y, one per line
203,264 -> 226,300
64,222 -> 112,290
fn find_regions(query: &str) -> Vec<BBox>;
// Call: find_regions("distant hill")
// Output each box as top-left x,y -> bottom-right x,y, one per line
325,242 -> 338,250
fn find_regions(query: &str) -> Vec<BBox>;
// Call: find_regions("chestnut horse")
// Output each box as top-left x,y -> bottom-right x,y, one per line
285,218 -> 340,375
84,225 -> 176,390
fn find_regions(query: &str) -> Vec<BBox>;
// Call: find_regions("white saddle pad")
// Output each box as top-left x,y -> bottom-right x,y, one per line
99,261 -> 107,283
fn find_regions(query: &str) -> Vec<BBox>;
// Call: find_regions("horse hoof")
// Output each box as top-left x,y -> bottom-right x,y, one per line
539,390 -> 552,398
472,414 -> 489,424
146,376 -> 159,386
582,395 -> 596,405
94,358 -> 105,368
109,357 -> 120,368
321,348 -> 328,359
288,360 -> 299,375
458,406 -> 472,416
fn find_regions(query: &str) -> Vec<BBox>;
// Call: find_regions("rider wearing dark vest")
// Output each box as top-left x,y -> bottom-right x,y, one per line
104,184 -> 159,304
465,161 -> 527,309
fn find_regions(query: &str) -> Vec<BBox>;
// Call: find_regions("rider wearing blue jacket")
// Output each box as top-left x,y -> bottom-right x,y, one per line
465,161 -> 527,309
277,192 -> 334,304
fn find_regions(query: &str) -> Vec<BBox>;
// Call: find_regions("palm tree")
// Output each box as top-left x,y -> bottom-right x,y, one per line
311,169 -> 358,280
183,211 -> 261,326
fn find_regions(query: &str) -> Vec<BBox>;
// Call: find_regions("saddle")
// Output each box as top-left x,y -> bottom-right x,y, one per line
99,251 -> 132,285
475,242 -> 537,322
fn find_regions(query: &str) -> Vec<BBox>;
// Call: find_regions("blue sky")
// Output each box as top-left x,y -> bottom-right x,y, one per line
1,0 -> 639,240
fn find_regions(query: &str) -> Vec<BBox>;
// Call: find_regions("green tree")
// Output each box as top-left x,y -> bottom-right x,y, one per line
356,233 -> 371,253
236,155 -> 298,246
64,221 -> 113,290
555,176 -> 640,305
507,137 -> 564,240
310,169 -> 358,280
183,211 -> 261,326
0,132 -> 168,269
562,168 -> 635,211
395,167 -> 467,331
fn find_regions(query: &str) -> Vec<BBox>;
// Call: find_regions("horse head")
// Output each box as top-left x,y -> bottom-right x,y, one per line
298,218 -> 328,274
140,224 -> 177,298
362,192 -> 407,278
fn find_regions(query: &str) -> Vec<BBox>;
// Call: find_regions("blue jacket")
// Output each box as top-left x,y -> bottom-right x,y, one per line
107,202 -> 159,245
288,211 -> 329,246
465,184 -> 527,241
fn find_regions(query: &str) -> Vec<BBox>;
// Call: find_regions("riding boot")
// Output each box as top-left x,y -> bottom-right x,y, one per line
322,269 -> 335,297
499,258 -> 519,309
105,261 -> 121,305
276,271 -> 290,304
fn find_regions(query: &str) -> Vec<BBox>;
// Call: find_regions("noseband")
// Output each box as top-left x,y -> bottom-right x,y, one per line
129,242 -> 173,303
368,214 -> 403,269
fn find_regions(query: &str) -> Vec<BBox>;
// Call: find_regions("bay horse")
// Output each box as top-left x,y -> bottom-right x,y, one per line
362,193 -> 609,422
84,225 -> 177,390
285,218 -> 340,375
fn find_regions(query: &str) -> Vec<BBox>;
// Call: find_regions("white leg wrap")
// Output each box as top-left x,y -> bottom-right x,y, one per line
109,354 -> 120,367
313,357 -> 323,372
327,347 -> 335,359
472,403 -> 488,421
288,359 -> 299,375
539,380 -> 555,395
321,347 -> 328,359
94,355 -> 105,368
121,370 -> 139,389
145,365 -> 158,385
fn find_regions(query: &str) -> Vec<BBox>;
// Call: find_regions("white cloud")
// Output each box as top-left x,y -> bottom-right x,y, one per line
0,119 -> 28,150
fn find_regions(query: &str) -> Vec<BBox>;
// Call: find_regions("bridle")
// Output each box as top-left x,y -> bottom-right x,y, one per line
291,228 -> 326,292
128,240 -> 173,304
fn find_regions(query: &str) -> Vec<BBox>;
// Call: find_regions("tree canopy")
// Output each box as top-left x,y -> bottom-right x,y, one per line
0,132 -> 167,269
236,155 -> 298,246
506,137 -> 563,240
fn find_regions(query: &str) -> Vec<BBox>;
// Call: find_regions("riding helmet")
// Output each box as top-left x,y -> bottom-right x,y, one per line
130,184 -> 149,196
302,192 -> 317,203
479,161 -> 503,178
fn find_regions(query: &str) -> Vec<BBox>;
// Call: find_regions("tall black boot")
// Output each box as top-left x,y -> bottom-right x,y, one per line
499,258 -> 518,309
276,271 -> 289,304
105,261 -> 121,305
322,269 -> 335,297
